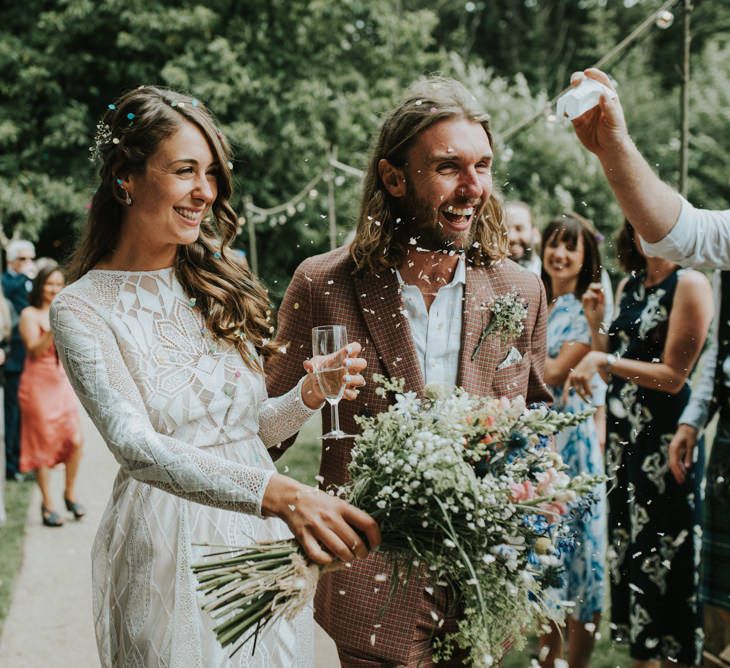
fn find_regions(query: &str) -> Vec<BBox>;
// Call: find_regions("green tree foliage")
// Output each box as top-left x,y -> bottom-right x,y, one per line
1,0 -> 729,293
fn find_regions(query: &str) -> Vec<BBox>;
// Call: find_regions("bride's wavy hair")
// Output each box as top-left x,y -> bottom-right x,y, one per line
67,86 -> 277,369
350,77 -> 507,274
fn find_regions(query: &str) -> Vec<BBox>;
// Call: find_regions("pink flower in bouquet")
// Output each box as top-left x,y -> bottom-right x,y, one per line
541,501 -> 568,519
534,468 -> 560,495
510,480 -> 536,502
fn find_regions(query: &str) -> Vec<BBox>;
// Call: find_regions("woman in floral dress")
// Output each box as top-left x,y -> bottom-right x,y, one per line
567,220 -> 712,667
538,213 -> 606,668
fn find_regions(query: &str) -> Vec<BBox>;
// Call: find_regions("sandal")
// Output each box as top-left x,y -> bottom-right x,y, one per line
41,505 -> 64,527
64,497 -> 86,520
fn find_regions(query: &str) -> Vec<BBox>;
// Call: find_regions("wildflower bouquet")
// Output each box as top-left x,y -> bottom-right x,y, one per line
193,377 -> 601,665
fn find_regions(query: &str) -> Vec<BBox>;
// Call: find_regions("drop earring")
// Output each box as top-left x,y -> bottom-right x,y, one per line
116,178 -> 133,206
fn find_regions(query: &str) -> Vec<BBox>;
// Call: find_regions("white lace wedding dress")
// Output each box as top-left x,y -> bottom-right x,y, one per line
50,267 -> 315,668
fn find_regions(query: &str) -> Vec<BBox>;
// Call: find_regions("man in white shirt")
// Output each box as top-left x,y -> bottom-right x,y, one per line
569,68 -> 730,269
267,77 -> 551,667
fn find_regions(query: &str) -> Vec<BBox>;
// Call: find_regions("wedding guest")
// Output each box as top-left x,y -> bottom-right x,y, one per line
0,284 -> 12,526
537,213 -> 606,668
668,270 -> 730,658
18,264 -> 83,527
50,86 -> 379,667
267,77 -> 552,667
505,201 -> 613,450
2,239 -> 35,482
569,68 -> 730,269
505,200 -> 541,273
565,220 -> 712,667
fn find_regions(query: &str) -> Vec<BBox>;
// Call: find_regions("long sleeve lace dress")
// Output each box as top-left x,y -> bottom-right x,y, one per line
50,267 -> 315,668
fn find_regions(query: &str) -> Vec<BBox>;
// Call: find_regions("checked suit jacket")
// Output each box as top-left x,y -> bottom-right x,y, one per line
265,245 -> 552,663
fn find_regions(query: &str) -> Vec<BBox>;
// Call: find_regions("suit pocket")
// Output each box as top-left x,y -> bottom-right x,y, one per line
492,351 -> 531,398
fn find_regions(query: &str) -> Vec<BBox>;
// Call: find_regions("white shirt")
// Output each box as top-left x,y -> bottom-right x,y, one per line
397,258 -> 465,387
642,195 -> 730,269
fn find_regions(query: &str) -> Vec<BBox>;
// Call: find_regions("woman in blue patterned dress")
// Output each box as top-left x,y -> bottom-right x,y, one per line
566,220 -> 712,667
538,213 -> 607,668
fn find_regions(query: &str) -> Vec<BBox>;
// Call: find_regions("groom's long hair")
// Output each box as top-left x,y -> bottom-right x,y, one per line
350,77 -> 508,275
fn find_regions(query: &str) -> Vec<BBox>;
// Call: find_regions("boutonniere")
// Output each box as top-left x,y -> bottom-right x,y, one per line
471,290 -> 528,361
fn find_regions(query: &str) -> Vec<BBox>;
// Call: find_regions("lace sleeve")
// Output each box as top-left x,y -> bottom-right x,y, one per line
258,376 -> 318,448
50,293 -> 274,517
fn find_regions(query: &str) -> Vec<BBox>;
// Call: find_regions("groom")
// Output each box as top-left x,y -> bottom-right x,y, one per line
266,77 -> 551,666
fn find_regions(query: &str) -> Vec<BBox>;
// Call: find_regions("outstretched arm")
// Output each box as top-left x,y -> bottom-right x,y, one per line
570,68 -> 681,243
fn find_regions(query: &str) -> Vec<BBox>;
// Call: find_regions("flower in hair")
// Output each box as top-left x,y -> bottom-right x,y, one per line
89,121 -> 113,163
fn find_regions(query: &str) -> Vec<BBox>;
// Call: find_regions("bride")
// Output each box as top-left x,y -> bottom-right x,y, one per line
50,86 -> 380,667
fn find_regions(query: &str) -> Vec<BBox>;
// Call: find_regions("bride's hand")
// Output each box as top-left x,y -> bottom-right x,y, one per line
301,342 -> 367,409
262,474 -> 381,566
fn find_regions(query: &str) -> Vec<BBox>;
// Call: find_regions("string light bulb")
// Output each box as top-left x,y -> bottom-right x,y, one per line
655,9 -> 674,30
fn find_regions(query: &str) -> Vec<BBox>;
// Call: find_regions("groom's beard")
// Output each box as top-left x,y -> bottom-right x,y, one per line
398,192 -> 479,253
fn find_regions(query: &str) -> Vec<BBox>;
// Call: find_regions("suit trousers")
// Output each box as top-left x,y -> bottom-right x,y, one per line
336,586 -> 468,667
4,373 -> 20,479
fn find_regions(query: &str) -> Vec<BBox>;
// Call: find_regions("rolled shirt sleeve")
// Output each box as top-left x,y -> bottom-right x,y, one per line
641,195 -> 730,269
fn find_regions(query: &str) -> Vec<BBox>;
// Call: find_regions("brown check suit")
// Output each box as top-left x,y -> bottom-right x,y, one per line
265,245 -> 551,663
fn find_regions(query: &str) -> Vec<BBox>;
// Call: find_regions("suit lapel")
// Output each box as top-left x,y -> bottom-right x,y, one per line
457,264 -> 499,395
353,270 -> 424,394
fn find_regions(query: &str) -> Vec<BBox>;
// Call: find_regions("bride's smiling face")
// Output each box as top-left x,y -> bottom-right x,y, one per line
121,119 -> 219,249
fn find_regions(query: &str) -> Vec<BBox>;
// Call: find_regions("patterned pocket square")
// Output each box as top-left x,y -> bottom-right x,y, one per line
497,346 -> 523,370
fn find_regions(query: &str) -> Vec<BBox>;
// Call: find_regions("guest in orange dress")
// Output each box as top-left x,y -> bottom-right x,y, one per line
19,264 -> 83,527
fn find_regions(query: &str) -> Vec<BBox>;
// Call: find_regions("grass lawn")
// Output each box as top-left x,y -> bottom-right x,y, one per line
0,479 -> 33,636
276,414 -> 632,667
275,412 -> 323,486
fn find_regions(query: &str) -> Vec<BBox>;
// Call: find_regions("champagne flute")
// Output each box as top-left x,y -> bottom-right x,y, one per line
312,325 -> 352,440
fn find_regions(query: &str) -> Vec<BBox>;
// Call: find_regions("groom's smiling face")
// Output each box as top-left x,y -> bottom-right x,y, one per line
393,117 -> 493,251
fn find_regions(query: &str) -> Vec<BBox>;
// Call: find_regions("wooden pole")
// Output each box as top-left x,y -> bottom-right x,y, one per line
328,146 -> 337,251
678,0 -> 692,196
243,198 -> 258,275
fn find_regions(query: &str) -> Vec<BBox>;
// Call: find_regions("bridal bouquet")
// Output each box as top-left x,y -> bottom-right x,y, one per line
193,377 -> 602,665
